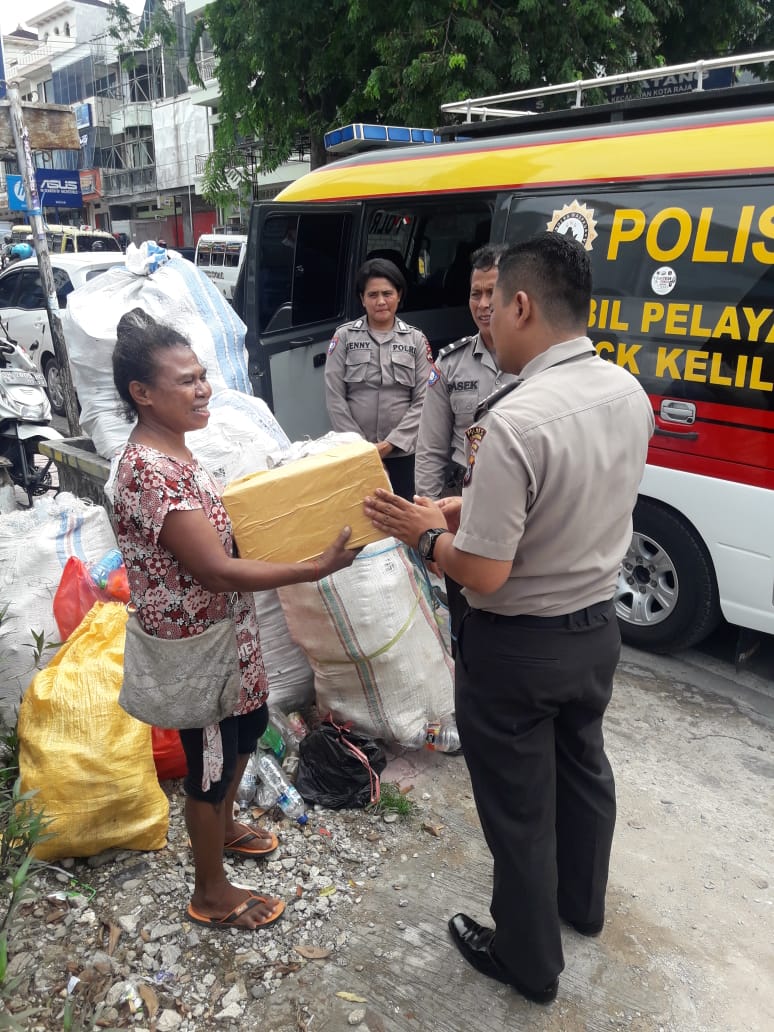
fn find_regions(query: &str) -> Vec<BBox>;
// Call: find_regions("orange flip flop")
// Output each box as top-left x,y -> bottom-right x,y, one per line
186,894 -> 285,930
224,822 -> 279,858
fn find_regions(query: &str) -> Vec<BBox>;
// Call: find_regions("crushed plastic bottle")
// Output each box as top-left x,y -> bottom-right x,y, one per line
268,707 -> 302,754
236,752 -> 259,807
285,711 -> 309,740
254,780 -> 279,810
413,720 -> 462,753
254,753 -> 308,824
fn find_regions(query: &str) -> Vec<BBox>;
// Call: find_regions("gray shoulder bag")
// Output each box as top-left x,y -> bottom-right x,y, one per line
119,601 -> 241,729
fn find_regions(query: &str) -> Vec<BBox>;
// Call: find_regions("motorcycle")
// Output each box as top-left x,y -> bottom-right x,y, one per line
0,318 -> 63,507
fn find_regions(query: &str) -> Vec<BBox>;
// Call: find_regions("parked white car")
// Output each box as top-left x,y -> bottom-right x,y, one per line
0,253 -> 125,414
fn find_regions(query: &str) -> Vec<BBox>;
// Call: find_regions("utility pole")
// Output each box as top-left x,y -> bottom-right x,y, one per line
6,85 -> 82,437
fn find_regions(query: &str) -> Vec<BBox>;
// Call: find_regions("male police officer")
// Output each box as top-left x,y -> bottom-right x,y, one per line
365,233 -> 654,1004
415,244 -> 515,644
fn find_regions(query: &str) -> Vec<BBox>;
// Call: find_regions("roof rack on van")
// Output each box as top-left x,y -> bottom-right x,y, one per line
440,50 -> 774,122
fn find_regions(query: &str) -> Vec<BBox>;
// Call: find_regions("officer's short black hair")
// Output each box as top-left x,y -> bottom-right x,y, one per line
497,232 -> 591,327
470,243 -> 507,272
356,258 -> 406,298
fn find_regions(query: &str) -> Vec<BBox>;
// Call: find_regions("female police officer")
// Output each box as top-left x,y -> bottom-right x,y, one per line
325,257 -> 431,499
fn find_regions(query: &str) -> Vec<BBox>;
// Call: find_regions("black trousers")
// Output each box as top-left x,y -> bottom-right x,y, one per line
455,601 -> 619,991
444,574 -> 468,657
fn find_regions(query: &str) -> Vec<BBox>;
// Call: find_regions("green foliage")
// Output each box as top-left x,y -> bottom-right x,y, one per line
107,0 -> 178,73
367,781 -> 417,818
181,0 -> 774,198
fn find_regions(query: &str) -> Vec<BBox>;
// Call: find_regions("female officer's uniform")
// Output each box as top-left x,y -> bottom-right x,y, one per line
325,316 -> 431,498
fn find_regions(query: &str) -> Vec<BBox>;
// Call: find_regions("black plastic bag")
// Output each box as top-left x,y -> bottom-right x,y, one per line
296,717 -> 387,809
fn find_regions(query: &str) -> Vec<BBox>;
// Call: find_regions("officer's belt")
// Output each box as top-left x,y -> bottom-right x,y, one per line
474,599 -> 614,629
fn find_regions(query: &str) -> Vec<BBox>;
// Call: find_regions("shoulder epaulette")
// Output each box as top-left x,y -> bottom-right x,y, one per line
396,319 -> 410,332
438,336 -> 473,361
474,380 -> 522,420
352,318 -> 364,330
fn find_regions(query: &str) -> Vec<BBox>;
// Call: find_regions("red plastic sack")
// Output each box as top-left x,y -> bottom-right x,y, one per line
53,557 -> 110,641
152,727 -> 188,781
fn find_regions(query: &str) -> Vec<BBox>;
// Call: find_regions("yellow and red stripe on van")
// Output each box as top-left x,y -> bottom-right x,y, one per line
277,111 -> 774,204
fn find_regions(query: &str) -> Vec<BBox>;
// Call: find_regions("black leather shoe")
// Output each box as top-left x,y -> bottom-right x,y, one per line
447,913 -> 558,1005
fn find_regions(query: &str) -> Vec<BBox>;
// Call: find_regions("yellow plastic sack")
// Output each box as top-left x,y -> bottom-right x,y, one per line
18,602 -> 168,860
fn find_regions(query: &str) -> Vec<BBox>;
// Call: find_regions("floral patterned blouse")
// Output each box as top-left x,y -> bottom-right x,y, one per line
112,442 -> 268,715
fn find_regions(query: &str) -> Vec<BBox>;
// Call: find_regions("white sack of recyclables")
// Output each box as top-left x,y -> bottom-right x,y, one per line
62,242 -> 251,460
278,537 -> 455,746
0,493 -> 118,725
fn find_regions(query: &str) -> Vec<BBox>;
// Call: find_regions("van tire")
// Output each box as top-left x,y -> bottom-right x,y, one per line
615,500 -> 721,653
43,357 -> 65,416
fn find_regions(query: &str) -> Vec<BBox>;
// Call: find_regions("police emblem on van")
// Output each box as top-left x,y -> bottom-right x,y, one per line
547,201 -> 598,251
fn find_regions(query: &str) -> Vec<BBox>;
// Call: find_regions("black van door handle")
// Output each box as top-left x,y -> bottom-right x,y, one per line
654,427 -> 699,440
288,336 -> 314,349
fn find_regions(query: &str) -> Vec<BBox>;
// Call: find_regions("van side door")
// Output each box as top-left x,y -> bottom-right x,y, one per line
239,203 -> 359,440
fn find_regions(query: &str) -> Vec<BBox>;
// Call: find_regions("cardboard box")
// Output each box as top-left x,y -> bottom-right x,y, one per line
222,439 -> 391,563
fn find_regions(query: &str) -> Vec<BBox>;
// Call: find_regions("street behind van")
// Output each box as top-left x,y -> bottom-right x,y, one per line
195,234 -> 247,301
235,63 -> 774,658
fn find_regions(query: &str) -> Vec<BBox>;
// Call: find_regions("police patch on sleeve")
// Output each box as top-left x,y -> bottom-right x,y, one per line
428,364 -> 440,387
424,338 -> 433,365
328,336 -> 338,355
462,425 -> 487,487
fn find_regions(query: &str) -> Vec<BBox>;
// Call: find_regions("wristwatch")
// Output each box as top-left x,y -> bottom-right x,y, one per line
418,528 -> 449,562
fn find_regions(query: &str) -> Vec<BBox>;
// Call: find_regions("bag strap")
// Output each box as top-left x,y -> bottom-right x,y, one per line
324,714 -> 381,804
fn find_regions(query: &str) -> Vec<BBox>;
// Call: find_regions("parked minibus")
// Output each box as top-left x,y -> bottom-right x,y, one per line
235,67 -> 774,656
11,224 -> 121,253
195,233 -> 247,300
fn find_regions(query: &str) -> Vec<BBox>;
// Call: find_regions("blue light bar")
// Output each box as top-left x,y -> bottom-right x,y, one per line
324,123 -> 441,154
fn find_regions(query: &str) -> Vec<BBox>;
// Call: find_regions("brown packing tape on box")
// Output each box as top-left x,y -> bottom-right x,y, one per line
222,440 -> 392,564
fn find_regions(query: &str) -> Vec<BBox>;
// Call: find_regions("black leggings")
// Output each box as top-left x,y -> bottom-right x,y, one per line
179,703 -> 268,804
383,454 -> 416,501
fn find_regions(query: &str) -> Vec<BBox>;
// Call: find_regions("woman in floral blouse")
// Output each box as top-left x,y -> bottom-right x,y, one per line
112,308 -> 356,931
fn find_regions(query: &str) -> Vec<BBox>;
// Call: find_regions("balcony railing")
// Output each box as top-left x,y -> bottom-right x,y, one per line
194,55 -> 217,84
193,137 -> 310,178
102,166 -> 157,196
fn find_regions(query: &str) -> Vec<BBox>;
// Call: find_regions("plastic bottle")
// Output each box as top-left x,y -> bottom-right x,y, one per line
88,548 -> 124,590
258,720 -> 286,761
268,708 -> 302,754
236,752 -> 259,807
285,711 -> 309,741
415,720 -> 462,753
254,753 -> 308,824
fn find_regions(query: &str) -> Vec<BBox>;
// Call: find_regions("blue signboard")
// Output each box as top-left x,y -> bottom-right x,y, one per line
6,175 -> 28,212
35,168 -> 83,209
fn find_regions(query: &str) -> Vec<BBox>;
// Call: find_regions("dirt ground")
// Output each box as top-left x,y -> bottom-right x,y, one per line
9,641 -> 773,1032
250,646 -> 774,1032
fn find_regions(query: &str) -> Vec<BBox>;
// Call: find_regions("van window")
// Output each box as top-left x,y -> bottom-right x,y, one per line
364,203 -> 491,311
258,212 -> 352,332
506,184 -> 774,413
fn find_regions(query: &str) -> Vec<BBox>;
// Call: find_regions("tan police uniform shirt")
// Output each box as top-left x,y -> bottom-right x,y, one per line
454,336 -> 655,616
415,333 -> 517,498
325,317 -> 432,455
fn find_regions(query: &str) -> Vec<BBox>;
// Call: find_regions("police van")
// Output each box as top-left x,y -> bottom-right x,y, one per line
195,233 -> 247,301
235,54 -> 774,655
